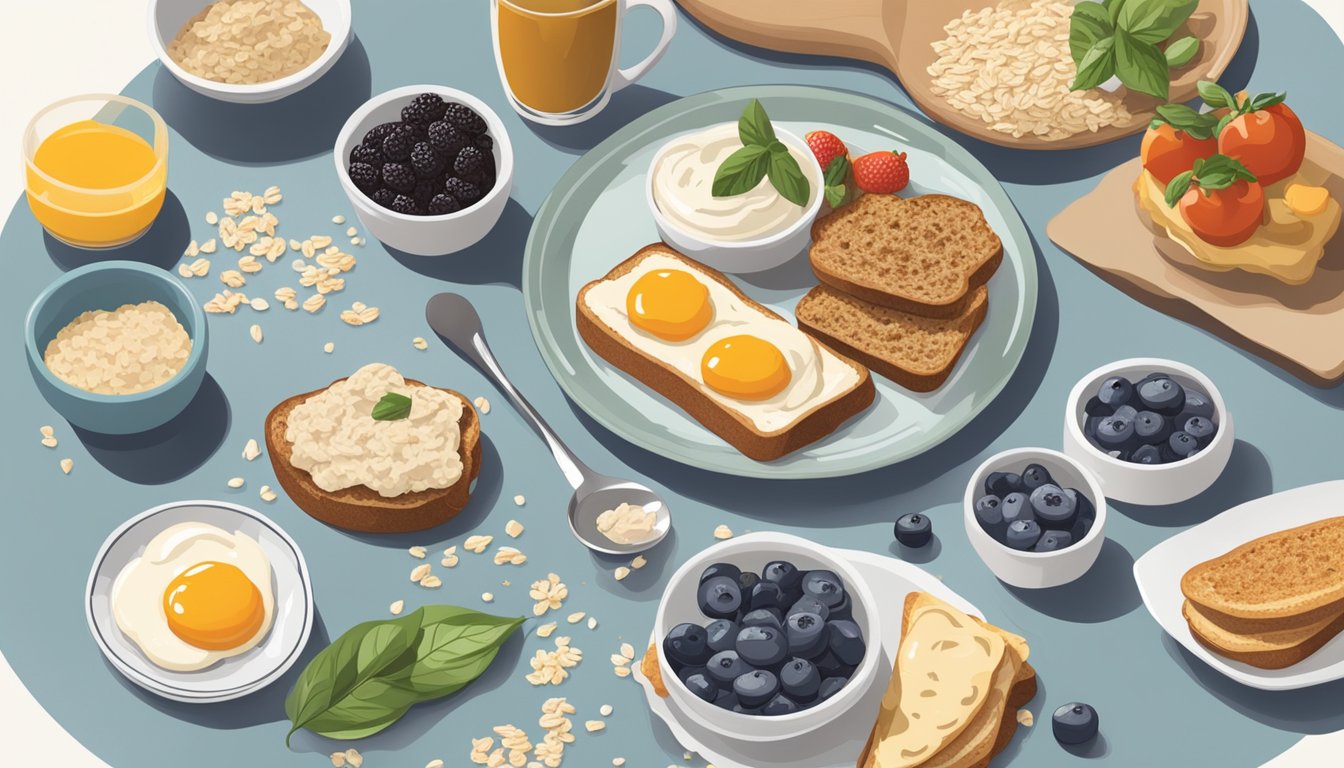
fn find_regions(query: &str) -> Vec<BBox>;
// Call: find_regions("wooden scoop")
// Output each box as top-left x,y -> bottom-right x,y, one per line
676,0 -> 1248,150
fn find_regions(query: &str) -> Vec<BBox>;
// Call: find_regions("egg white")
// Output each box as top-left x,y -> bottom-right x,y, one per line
111,522 -> 275,672
585,252 -> 861,434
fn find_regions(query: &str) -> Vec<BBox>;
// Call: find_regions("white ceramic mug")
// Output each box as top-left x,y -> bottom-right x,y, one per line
491,0 -> 676,126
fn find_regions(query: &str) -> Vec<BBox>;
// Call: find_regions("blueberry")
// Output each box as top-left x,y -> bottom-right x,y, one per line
700,562 -> 742,586
737,571 -> 761,592
1000,493 -> 1034,528
1168,431 -> 1201,459
779,657 -> 821,701
749,581 -> 788,612
762,561 -> 803,592
706,650 -> 753,688
1180,390 -> 1215,420
732,703 -> 762,715
1021,463 -> 1054,490
786,611 -> 828,658
1113,404 -> 1139,422
1131,444 -> 1163,464
740,608 -> 783,630
826,619 -> 866,666
894,512 -> 933,548
712,689 -> 739,709
705,619 -> 740,653
985,471 -> 1024,497
975,495 -> 1007,540
679,668 -> 717,702
801,571 -> 846,609
698,576 -> 742,620
1133,411 -> 1171,445
1137,376 -> 1185,415
1083,396 -> 1114,417
1094,414 -> 1136,451
1030,484 -> 1077,530
1097,376 -> 1134,408
817,676 -> 848,701
663,623 -> 711,668
1034,530 -> 1074,552
829,591 -> 853,621
1084,416 -> 1103,441
733,669 -> 779,708
1070,513 -> 1095,543
1053,702 -> 1099,745
787,596 -> 830,622
1005,519 -> 1042,550
761,693 -> 799,716
1183,416 -> 1217,446
1063,487 -> 1094,520
736,625 -> 788,668
814,649 -> 856,679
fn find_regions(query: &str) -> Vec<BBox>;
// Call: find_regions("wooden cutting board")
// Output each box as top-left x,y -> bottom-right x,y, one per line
1047,132 -> 1344,387
676,0 -> 1248,150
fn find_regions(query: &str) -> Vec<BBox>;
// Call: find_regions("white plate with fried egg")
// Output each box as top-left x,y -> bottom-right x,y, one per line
85,500 -> 314,702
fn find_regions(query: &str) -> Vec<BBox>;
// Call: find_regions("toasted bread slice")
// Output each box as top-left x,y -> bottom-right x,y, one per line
1181,517 -> 1344,626
809,194 -> 1002,319
265,377 -> 481,534
796,283 -> 988,392
576,244 -> 875,461
1183,599 -> 1344,670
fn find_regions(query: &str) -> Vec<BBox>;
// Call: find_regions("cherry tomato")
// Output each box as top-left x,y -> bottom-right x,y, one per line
1218,102 -> 1306,186
1178,179 -> 1265,247
1142,123 -> 1218,185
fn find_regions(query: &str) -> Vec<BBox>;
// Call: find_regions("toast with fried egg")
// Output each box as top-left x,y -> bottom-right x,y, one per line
577,245 -> 875,461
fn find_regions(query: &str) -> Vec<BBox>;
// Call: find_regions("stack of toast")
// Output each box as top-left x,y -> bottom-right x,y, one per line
1180,516 -> 1344,670
859,592 -> 1036,768
798,194 -> 1002,392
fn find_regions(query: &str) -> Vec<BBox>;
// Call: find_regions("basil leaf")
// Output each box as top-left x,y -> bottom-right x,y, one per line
824,184 -> 847,209
388,607 -> 525,697
371,392 -> 412,421
1104,0 -> 1129,25
1164,35 -> 1199,68
737,99 -> 776,148
1249,91 -> 1287,111
1071,37 -> 1116,91
1154,103 -> 1218,140
1070,2 -> 1114,62
1192,153 -> 1258,191
1114,28 -> 1169,99
1164,170 -> 1194,208
1118,0 -> 1198,44
823,155 -> 851,188
767,150 -> 811,207
1197,79 -> 1237,109
712,144 -> 770,198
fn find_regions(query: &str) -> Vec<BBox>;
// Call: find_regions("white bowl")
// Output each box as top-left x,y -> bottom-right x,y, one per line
964,448 -> 1108,589
646,127 -> 823,273
334,85 -> 514,256
148,0 -> 352,104
1062,358 -> 1233,506
652,532 -> 881,743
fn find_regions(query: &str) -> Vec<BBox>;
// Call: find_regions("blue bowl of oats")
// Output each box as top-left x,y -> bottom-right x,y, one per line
25,261 -> 209,434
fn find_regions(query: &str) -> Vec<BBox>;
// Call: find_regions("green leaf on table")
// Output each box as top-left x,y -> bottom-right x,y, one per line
1163,35 -> 1200,68
1117,0 -> 1198,44
737,99 -> 776,148
1071,37 -> 1116,91
1114,28 -> 1170,99
371,392 -> 413,421
712,144 -> 770,198
767,148 -> 811,207
1070,2 -> 1114,62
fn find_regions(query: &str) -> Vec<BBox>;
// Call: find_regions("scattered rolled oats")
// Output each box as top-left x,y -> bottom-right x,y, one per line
631,555 -> 647,570
339,301 -> 379,326
220,269 -> 246,288
408,545 -> 428,559
242,438 -> 261,461
567,612 -> 586,624
620,643 -> 635,660
713,524 -> 734,540
263,185 -> 283,205
200,238 -> 217,254
464,534 -> 494,554
514,494 -> 526,506
227,477 -> 245,488
206,211 -> 219,225
390,599 -> 404,615
494,546 -> 528,566
410,563 -> 432,583
303,294 -> 326,314
613,759 -> 626,766
536,622 -> 558,638
613,665 -> 631,678
41,436 -> 58,449
249,323 -> 264,343
332,214 -> 346,225
505,519 -> 524,538
482,592 -> 495,602
351,236 -> 364,246
259,484 -> 278,502
613,566 -> 630,581
181,257 -> 211,277
60,458 -> 74,475
238,255 -> 263,273
587,616 -> 598,630
249,297 -> 270,312
420,575 -> 443,589
474,395 -> 491,414
584,720 -> 605,733
185,240 -> 200,258
1017,708 -> 1034,727
530,573 -> 567,616
323,341 -> 335,354
426,760 -> 444,768
343,749 -> 363,768
274,286 -> 299,310
39,425 -> 53,438
599,704 -> 613,717
412,336 -> 429,350
526,636 -> 583,686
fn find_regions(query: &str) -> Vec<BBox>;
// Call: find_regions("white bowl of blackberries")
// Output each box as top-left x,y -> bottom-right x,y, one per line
652,532 -> 880,742
1063,358 -> 1233,507
334,85 -> 513,256
964,448 -> 1107,589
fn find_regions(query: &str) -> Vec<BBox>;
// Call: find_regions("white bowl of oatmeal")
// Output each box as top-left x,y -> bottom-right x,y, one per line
25,261 -> 209,434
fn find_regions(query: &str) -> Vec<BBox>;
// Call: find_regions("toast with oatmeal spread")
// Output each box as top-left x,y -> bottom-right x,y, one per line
265,365 -> 481,533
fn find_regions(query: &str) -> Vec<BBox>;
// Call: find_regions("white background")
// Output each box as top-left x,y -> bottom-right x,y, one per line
2,1 -> 1342,764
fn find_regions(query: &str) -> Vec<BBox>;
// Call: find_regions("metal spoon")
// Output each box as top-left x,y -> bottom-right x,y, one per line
425,292 -> 671,555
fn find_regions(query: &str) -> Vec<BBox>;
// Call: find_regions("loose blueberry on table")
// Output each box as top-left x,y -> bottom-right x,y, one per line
894,512 -> 933,547
1083,373 -> 1217,464
1052,701 -> 1100,745
347,93 -> 497,216
663,559 -> 867,715
975,463 -> 1096,552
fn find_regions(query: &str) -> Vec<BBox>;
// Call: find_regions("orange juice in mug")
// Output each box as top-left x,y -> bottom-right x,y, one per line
24,95 -> 168,249
493,0 -> 676,125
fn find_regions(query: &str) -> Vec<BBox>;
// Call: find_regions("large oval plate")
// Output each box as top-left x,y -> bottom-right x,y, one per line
523,85 -> 1037,479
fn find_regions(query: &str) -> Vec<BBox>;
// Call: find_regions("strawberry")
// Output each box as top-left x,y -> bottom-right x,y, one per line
805,130 -> 848,172
852,150 -> 910,194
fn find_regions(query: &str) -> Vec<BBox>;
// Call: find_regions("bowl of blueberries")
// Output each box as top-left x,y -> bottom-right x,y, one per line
333,85 -> 513,256
1063,358 -> 1233,506
964,448 -> 1107,589
652,531 -> 879,742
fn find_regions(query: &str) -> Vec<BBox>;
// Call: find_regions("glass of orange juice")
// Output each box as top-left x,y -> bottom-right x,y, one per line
24,94 -> 168,249
492,0 -> 676,126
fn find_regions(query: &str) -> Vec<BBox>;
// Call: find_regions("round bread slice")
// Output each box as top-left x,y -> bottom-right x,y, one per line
264,378 -> 481,533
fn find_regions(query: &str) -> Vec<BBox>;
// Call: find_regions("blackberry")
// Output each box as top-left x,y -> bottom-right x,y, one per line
401,93 -> 447,126
350,143 -> 383,170
370,188 -> 396,208
382,162 -> 416,193
444,103 -> 487,135
412,179 -> 438,208
382,128 -> 414,162
361,121 -> 400,148
410,141 -> 445,179
427,193 -> 462,215
427,120 -> 470,157
348,162 -> 380,193
444,177 -> 482,206
390,194 -> 419,215
474,133 -> 494,152
454,146 -> 487,178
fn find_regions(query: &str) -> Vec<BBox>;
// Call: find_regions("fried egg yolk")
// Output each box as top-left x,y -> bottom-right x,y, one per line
626,269 -> 712,341
701,334 -> 791,401
162,561 -> 265,651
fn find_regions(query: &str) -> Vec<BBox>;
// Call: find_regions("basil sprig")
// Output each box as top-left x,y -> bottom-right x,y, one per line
1163,153 -> 1258,208
712,99 -> 811,207
1199,81 -> 1289,136
284,606 -> 524,744
823,155 -> 852,209
371,392 -> 412,421
1070,0 -> 1200,99
1150,103 -> 1219,140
